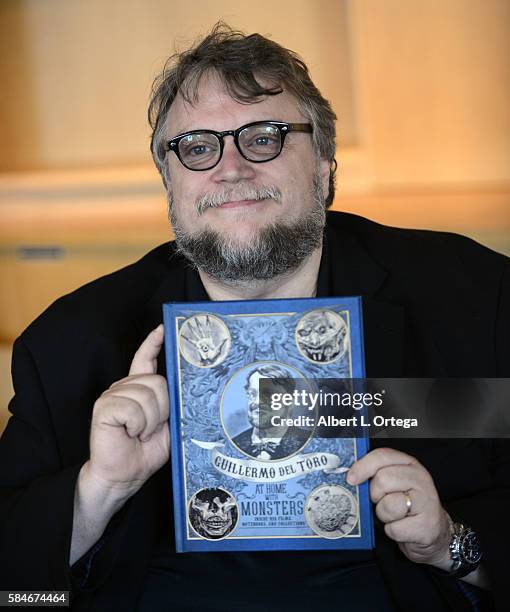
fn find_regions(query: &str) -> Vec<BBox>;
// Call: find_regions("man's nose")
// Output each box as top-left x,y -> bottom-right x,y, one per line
210,137 -> 256,182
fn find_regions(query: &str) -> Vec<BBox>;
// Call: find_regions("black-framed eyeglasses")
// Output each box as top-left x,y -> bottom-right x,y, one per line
164,120 -> 313,171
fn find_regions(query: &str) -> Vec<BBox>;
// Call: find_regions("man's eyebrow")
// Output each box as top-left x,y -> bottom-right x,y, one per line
167,125 -> 193,138
168,119 -> 290,137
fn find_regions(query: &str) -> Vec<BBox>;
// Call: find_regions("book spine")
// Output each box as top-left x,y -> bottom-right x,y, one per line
163,304 -> 186,552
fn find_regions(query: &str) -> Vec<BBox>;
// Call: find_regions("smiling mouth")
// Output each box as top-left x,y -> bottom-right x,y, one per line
216,198 -> 268,209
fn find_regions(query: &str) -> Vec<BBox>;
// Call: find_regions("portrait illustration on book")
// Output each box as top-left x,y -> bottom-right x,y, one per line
221,362 -> 314,461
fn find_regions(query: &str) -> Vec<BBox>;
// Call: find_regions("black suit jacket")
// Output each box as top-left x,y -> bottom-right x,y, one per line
1,212 -> 509,611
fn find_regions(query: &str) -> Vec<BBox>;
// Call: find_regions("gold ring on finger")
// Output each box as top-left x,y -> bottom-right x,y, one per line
403,490 -> 413,517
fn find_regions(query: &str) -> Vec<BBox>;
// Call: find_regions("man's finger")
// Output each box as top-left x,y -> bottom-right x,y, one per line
347,447 -> 416,485
375,490 -> 417,523
384,514 -> 436,546
369,464 -> 425,503
108,377 -> 169,423
129,324 -> 165,376
105,385 -> 161,440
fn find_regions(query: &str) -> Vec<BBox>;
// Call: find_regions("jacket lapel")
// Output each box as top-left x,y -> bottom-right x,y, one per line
325,222 -> 405,378
132,247 -> 189,377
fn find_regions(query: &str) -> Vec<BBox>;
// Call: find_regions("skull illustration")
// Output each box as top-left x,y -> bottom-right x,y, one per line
189,488 -> 238,539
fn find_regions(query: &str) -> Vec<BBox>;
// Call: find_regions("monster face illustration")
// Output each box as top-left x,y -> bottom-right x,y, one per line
179,314 -> 231,367
296,310 -> 348,363
189,488 -> 238,539
239,319 -> 287,361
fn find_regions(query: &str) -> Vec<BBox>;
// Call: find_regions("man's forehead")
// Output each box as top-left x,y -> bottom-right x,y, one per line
165,72 -> 302,134
177,71 -> 232,105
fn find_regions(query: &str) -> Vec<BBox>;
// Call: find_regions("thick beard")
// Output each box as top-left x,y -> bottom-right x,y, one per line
170,173 -> 326,284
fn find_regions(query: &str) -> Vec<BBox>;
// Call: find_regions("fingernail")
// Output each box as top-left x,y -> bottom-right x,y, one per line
346,470 -> 357,485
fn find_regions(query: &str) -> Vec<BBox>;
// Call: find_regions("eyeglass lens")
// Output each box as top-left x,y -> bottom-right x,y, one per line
178,123 -> 282,170
238,124 -> 281,161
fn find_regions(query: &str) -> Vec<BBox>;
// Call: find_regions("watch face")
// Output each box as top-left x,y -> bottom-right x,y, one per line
461,531 -> 482,564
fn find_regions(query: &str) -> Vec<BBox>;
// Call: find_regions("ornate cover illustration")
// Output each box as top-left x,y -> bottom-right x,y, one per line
163,296 -> 373,552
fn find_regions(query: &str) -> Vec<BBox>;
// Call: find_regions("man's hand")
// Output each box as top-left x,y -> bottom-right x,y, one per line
86,324 -> 170,494
347,447 -> 451,570
71,325 -> 169,565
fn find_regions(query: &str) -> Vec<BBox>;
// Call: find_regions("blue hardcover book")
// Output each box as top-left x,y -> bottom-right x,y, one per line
163,296 -> 373,552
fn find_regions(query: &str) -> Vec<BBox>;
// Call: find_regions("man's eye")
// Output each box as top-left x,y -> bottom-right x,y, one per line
249,134 -> 278,148
180,137 -> 218,158
189,144 -> 211,156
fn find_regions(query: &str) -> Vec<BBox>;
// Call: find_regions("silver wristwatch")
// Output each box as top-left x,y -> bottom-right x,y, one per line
449,522 -> 482,578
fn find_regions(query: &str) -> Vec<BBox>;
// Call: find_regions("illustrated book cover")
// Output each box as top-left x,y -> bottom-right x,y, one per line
163,296 -> 374,552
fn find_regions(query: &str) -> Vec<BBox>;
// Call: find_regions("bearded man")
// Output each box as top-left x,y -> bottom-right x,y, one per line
0,24 -> 509,612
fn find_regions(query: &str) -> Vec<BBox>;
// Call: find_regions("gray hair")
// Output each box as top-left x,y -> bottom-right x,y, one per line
148,22 -> 337,207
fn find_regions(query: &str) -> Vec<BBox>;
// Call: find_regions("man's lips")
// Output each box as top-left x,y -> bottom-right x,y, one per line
215,198 -> 268,209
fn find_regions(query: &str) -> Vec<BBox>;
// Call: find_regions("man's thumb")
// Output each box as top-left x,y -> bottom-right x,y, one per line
129,324 -> 164,375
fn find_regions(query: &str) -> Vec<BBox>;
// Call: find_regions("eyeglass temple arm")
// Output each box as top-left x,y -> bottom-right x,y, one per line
286,123 -> 313,133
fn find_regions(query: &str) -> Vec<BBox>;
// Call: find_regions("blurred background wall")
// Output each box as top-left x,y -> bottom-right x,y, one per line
1,0 -> 509,433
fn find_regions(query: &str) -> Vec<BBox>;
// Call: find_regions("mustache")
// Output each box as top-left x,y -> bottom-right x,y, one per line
195,184 -> 282,216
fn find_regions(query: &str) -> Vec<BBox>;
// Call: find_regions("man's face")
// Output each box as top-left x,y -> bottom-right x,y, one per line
164,72 -> 329,281
246,371 -> 289,431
